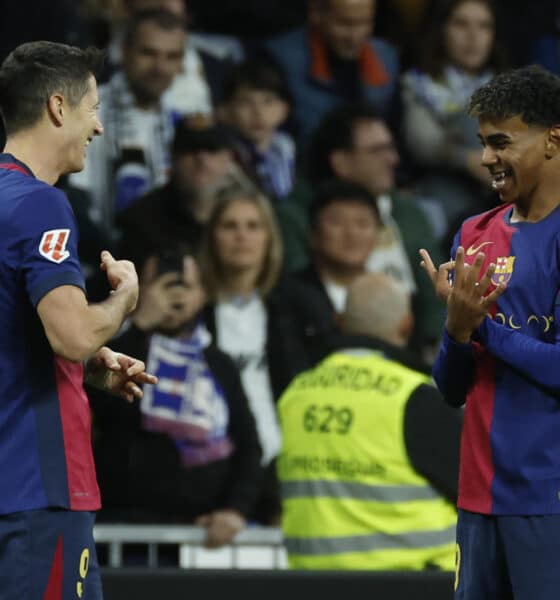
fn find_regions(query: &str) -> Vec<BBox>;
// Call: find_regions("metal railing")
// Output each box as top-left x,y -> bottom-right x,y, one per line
94,524 -> 288,569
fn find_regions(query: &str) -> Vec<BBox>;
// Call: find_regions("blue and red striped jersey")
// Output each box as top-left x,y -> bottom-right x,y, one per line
434,202 -> 560,515
0,153 -> 100,514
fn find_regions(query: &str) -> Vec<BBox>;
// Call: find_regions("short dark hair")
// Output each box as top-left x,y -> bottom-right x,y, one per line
123,9 -> 186,48
468,65 -> 560,127
308,178 -> 379,229
307,104 -> 381,183
222,57 -> 291,104
172,115 -> 234,155
0,42 -> 104,136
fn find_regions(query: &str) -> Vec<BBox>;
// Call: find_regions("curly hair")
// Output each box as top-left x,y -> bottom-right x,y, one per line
468,65 -> 560,127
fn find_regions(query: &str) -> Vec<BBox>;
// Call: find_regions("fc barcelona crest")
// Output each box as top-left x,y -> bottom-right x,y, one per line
492,256 -> 515,285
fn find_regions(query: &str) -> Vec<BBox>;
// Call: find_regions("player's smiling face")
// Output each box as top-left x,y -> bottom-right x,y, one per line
65,75 -> 103,174
478,116 -> 549,204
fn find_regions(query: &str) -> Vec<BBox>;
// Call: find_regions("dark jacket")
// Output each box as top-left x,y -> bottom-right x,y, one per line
293,263 -> 336,316
90,324 -> 263,523
203,274 -> 337,400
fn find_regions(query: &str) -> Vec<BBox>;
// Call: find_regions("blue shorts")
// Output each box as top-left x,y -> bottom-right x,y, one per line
0,509 -> 102,600
455,509 -> 560,599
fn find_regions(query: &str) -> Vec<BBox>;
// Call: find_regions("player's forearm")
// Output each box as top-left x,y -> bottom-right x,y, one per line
477,317 -> 560,392
432,329 -> 474,407
79,287 -> 137,358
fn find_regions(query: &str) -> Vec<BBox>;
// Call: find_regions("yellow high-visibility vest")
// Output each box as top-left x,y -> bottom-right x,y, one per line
277,349 -> 457,570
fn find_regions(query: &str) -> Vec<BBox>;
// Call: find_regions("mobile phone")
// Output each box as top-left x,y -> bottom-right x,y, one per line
157,250 -> 184,281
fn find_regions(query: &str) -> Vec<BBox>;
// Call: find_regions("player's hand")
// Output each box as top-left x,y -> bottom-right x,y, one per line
86,346 -> 157,402
445,246 -> 507,343
99,250 -> 139,313
419,248 -> 455,303
195,510 -> 246,548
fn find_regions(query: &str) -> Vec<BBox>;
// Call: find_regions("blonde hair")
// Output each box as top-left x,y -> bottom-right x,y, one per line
199,182 -> 283,300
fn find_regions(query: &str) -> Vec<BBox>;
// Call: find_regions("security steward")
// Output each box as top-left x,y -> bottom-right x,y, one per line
278,272 -> 461,570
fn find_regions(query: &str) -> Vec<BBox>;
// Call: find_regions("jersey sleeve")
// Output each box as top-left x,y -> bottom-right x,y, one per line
12,187 -> 85,307
432,226 -> 476,406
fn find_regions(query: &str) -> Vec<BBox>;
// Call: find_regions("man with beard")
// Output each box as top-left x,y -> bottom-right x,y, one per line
421,65 -> 560,599
68,9 -> 186,241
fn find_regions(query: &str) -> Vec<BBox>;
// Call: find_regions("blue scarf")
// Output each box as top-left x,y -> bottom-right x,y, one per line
141,324 -> 234,467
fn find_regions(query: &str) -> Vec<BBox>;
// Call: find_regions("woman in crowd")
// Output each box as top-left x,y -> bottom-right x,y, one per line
199,182 -> 336,524
401,0 -> 507,238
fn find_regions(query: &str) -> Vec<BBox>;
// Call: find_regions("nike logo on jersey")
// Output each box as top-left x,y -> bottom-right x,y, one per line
466,241 -> 493,256
39,229 -> 71,263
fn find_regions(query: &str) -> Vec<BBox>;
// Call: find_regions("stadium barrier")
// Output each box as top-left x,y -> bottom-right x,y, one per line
95,524 -> 454,599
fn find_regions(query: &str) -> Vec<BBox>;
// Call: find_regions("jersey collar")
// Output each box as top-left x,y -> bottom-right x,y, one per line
0,153 -> 35,177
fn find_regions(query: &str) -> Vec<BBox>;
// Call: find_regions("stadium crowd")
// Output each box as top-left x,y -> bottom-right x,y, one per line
1,0 -> 558,571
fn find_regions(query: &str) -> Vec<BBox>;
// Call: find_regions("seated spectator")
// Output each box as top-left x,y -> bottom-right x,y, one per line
199,182 -> 336,523
67,9 -> 186,239
264,0 -> 399,144
295,179 -> 379,318
401,0 -> 507,231
91,255 -> 263,548
105,0 -> 237,113
277,103 -> 445,357
278,272 -> 461,570
220,57 -> 296,202
117,115 -> 250,273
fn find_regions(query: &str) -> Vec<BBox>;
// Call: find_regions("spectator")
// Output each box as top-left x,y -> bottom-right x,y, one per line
277,104 -> 445,357
199,182 -> 336,523
220,57 -> 296,202
278,272 -> 460,569
117,115 -> 250,273
264,0 -> 399,144
401,0 -> 507,232
296,179 -> 379,318
92,254 -> 263,548
105,0 -> 238,113
67,9 -> 186,239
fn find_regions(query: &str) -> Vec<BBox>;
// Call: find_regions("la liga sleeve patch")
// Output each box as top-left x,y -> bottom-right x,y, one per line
39,229 -> 71,264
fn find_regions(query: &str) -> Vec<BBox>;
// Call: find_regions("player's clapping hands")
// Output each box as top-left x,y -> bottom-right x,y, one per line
419,247 -> 456,303
420,246 -> 507,343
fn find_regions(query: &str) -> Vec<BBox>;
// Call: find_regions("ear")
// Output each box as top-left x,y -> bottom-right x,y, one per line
46,93 -> 65,127
545,125 -> 560,159
397,311 -> 414,344
330,149 -> 351,178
